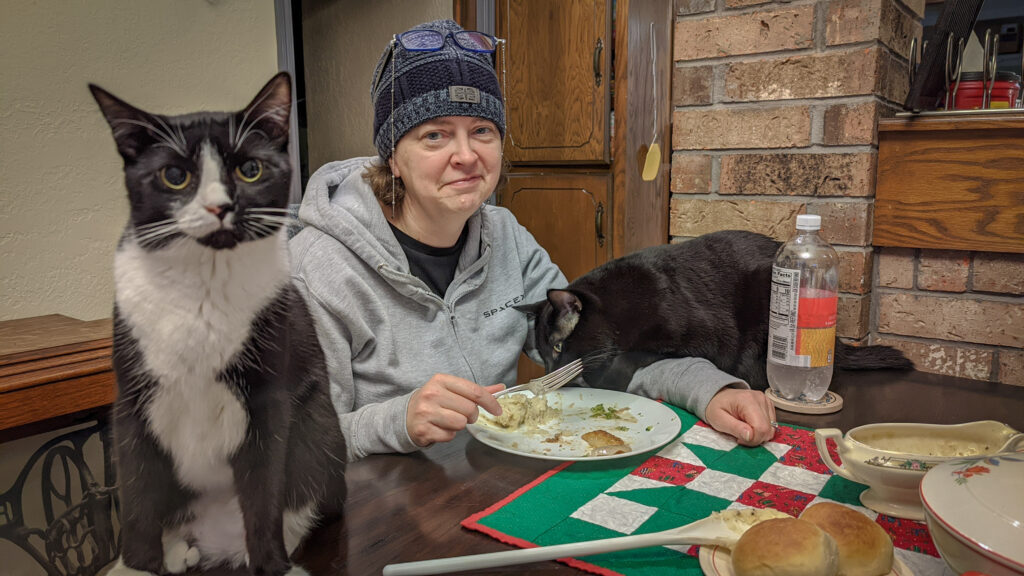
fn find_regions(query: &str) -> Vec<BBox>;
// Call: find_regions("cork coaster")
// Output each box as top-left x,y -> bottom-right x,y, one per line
767,388 -> 844,414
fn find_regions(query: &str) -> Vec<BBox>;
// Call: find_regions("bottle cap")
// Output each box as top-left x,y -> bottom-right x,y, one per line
796,214 -> 821,230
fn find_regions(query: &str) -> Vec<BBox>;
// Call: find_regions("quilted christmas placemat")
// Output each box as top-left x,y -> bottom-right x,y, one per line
463,405 -> 955,576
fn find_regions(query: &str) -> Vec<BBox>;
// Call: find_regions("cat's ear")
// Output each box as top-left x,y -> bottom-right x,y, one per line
237,72 -> 292,148
89,84 -> 157,161
547,289 -> 582,341
547,289 -> 582,314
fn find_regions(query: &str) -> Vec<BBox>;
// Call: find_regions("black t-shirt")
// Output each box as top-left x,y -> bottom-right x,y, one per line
389,223 -> 468,297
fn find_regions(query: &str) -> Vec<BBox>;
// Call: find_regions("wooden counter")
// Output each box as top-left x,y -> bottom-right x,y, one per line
0,314 -> 115,440
874,111 -> 1024,254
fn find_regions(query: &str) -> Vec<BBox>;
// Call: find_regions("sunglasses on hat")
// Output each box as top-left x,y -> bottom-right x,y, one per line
372,30 -> 503,95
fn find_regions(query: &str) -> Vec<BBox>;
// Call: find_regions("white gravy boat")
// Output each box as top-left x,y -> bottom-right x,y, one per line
815,420 -> 1024,520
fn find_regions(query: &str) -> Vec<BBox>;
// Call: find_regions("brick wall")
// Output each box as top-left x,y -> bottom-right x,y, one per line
669,0 -> 1023,387
875,249 -> 1024,385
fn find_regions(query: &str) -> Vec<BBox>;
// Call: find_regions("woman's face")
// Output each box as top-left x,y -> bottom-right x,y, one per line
389,116 -> 502,224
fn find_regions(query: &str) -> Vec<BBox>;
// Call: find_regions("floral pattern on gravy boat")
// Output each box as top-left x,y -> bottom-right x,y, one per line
815,421 -> 1024,521
864,456 -> 935,472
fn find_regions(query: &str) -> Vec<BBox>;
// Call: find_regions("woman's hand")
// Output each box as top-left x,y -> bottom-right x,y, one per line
704,388 -> 777,447
406,373 -> 505,447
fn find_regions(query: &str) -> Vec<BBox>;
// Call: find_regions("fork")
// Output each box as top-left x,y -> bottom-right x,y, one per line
493,358 -> 584,398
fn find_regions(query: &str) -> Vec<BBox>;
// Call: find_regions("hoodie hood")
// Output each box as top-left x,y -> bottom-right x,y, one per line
298,157 -> 406,273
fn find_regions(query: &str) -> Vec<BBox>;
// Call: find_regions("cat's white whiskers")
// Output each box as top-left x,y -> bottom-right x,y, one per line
154,142 -> 184,154
134,222 -> 181,248
135,217 -> 179,231
246,211 -> 293,223
134,231 -> 178,248
133,220 -> 178,237
581,347 -> 620,368
175,124 -> 187,152
235,129 -> 269,150
152,113 -> 187,153
247,207 -> 292,214
238,224 -> 258,243
251,213 -> 290,218
234,105 -> 289,151
233,88 -> 275,148
236,222 -> 254,242
112,118 -> 187,157
238,220 -> 276,242
241,217 -> 276,232
246,213 -> 297,229
249,214 -> 294,226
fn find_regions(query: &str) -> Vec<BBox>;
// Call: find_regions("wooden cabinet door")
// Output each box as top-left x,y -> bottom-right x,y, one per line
499,171 -> 612,383
497,0 -> 611,164
499,172 -> 612,283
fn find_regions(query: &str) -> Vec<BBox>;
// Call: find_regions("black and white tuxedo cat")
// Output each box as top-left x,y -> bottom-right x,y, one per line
91,73 -> 346,576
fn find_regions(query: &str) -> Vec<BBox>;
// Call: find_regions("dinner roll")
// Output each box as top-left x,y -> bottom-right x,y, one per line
800,502 -> 894,576
731,517 -> 839,576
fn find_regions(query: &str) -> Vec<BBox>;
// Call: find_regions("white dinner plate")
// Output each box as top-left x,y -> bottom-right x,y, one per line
467,387 -> 682,461
698,545 -> 914,576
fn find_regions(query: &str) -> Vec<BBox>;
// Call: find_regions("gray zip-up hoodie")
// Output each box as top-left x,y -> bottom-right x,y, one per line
291,157 -> 747,461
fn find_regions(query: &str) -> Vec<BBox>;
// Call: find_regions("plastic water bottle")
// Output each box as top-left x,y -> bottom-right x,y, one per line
766,214 -> 839,402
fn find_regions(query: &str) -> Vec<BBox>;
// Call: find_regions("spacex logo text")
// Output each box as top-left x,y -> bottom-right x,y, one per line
482,294 -> 526,318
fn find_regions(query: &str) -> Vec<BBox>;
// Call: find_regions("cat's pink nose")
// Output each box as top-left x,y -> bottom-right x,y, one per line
205,203 -> 233,219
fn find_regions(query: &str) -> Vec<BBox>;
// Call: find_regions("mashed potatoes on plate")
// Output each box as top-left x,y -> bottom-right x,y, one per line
492,394 -> 558,430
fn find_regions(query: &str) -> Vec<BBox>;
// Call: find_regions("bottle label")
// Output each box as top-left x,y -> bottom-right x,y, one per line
768,266 -> 837,368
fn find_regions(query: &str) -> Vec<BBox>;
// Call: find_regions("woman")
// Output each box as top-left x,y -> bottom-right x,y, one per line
290,19 -> 775,461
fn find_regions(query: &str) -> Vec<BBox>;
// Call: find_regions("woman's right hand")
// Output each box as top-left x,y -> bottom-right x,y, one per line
406,373 -> 505,447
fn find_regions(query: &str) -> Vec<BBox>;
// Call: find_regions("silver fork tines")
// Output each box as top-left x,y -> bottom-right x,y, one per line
495,358 -> 584,398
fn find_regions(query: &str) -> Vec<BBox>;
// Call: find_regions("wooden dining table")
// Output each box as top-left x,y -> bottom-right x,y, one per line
279,368 -> 1024,576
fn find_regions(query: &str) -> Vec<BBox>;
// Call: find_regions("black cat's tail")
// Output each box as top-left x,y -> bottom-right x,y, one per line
836,341 -> 914,370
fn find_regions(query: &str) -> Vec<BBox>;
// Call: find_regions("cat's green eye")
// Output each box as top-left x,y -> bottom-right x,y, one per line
235,159 -> 263,183
160,166 -> 191,190
553,343 -> 563,354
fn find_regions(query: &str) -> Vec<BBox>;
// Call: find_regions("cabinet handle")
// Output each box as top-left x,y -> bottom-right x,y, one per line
595,201 -> 605,247
593,38 -> 603,87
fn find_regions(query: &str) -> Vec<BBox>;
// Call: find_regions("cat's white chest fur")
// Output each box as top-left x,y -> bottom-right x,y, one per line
115,231 -> 289,490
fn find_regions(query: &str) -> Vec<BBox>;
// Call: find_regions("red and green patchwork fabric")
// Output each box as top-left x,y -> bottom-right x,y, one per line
463,404 -> 953,576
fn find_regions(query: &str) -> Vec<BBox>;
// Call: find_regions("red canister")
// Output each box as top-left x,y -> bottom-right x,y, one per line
953,71 -> 1022,110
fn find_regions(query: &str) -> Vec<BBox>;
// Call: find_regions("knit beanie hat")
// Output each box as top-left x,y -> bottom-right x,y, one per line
371,19 -> 505,162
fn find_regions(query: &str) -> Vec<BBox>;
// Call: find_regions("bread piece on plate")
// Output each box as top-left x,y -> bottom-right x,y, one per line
731,517 -> 839,576
800,502 -> 894,576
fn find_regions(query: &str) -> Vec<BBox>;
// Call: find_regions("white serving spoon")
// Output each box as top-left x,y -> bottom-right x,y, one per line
382,508 -> 789,576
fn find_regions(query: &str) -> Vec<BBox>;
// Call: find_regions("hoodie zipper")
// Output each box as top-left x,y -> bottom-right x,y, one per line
377,263 -> 479,383
443,242 -> 490,384
446,303 -> 477,383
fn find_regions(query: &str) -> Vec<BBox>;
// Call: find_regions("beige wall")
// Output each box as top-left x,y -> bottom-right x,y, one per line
302,0 -> 450,169
0,1 -> 280,322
